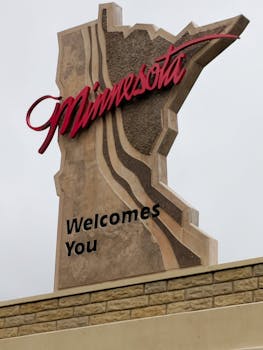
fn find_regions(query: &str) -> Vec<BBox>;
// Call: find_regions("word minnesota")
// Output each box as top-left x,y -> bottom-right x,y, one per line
26,34 -> 237,154
65,204 -> 160,257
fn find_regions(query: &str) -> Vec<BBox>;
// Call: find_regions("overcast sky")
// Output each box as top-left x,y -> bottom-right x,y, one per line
0,0 -> 262,301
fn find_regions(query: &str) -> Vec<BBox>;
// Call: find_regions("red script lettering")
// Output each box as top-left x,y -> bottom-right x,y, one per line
26,34 -> 238,153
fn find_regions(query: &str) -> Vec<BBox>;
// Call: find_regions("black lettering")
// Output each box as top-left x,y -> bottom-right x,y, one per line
65,241 -> 75,256
140,206 -> 150,219
110,213 -> 120,225
151,203 -> 160,217
83,218 -> 92,230
122,209 -> 138,223
87,240 -> 97,253
94,213 -> 99,229
66,217 -> 83,234
100,215 -> 108,227
75,243 -> 85,255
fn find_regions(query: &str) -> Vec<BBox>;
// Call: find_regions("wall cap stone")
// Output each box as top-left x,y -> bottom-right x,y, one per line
1,256 -> 263,308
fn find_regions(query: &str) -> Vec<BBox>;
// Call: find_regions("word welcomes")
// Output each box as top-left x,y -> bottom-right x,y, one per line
26,34 -> 237,154
65,204 -> 160,256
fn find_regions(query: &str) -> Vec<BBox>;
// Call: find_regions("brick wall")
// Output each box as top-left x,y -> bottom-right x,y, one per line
1,258 -> 263,339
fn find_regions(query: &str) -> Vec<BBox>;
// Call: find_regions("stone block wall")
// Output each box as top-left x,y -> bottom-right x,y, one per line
1,258 -> 263,339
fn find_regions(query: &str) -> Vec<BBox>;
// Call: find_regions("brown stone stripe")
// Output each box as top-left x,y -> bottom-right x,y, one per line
111,113 -> 183,225
102,9 -> 167,155
100,6 -> 244,234
88,26 -> 92,86
96,27 -> 200,266
102,115 -> 200,268
94,14 -> 201,268
101,10 -> 183,225
101,9 -> 216,156
111,114 -> 200,267
96,23 -> 106,90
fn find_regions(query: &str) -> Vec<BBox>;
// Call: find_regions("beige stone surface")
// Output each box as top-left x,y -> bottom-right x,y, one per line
185,282 -> 232,300
214,267 -> 252,282
214,291 -> 253,307
0,306 -> 19,318
4,314 -> 35,328
253,290 -> 263,302
0,328 -> 17,339
53,3 -> 248,290
145,281 -> 167,294
167,297 -> 212,313
168,273 -> 213,290
35,308 -> 73,322
254,264 -> 263,276
2,256 -> 262,310
18,321 -> 56,336
57,316 -> 89,330
0,319 -> 4,328
74,302 -> 106,316
89,310 -> 130,325
59,293 -> 90,307
149,290 -> 184,305
107,296 -> 148,311
212,282 -> 233,295
2,302 -> 263,349
90,285 -> 144,302
1,258 -> 263,340
20,299 -> 58,314
131,305 -> 166,319
258,277 -> 263,288
233,278 -> 258,292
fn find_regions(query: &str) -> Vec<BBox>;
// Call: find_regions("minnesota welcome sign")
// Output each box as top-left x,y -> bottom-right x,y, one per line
27,3 -> 248,289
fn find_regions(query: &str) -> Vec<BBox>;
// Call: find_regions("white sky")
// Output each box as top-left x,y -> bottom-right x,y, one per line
0,0 -> 262,301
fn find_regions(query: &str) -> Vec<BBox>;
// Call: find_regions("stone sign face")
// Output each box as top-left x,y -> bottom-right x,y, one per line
27,3 -> 248,290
